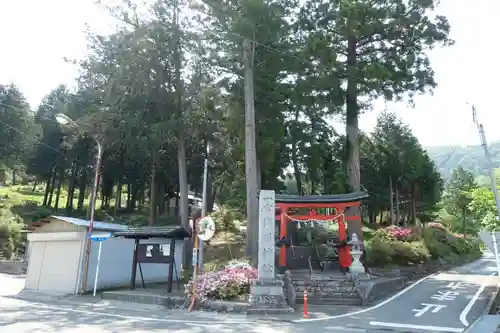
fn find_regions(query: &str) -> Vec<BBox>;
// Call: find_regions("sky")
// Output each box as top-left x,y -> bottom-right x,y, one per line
0,0 -> 497,148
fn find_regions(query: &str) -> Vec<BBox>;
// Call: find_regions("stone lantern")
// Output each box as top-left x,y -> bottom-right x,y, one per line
348,233 -> 364,275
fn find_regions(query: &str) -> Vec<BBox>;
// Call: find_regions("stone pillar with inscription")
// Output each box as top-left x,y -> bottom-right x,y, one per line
247,190 -> 294,314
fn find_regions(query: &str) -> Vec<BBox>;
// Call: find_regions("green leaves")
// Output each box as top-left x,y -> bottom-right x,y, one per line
443,167 -> 477,217
0,84 -> 38,169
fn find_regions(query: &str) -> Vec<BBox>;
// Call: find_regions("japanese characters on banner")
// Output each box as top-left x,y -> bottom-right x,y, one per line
293,220 -> 335,229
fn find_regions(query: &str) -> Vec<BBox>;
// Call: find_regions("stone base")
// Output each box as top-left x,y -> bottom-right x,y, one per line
247,279 -> 294,314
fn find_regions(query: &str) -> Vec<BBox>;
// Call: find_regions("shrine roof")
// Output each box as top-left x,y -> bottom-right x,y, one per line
274,191 -> 369,204
114,225 -> 191,239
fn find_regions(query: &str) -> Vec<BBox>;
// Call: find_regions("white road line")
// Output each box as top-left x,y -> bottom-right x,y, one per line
369,321 -> 463,332
11,300 -> 252,325
325,326 -> 366,332
293,272 -> 438,322
186,323 -> 223,328
459,272 -> 496,326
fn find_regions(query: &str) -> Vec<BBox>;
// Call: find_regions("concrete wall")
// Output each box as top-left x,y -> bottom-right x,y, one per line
0,260 -> 27,275
84,237 -> 184,291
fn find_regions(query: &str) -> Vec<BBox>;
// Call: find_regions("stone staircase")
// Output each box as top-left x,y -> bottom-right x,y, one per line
275,246 -> 323,270
275,245 -> 361,306
289,270 -> 361,306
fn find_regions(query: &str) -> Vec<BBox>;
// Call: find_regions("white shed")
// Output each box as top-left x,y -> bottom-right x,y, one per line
24,216 -> 185,294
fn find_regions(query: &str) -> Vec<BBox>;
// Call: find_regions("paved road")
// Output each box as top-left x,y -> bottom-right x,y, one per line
0,255 -> 498,332
298,254 -> 500,332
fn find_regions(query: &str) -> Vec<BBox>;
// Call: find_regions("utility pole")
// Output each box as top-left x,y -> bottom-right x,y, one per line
198,143 -> 209,273
243,38 -> 259,263
471,105 -> 500,218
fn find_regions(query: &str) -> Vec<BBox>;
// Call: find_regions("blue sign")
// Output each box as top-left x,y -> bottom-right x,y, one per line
192,248 -> 198,266
89,233 -> 112,242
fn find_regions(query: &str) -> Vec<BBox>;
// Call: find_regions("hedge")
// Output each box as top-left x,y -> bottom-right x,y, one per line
365,223 -> 482,267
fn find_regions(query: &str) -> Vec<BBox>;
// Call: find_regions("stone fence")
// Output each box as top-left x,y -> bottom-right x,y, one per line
0,260 -> 27,275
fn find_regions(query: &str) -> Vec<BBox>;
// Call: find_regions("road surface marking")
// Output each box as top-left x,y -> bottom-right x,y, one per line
187,323 -> 223,328
431,290 -> 459,301
8,299 -> 251,325
412,303 -> 446,317
459,272 -> 496,326
293,272 -> 438,322
369,321 -> 463,332
294,257 -> 490,323
325,326 -> 366,332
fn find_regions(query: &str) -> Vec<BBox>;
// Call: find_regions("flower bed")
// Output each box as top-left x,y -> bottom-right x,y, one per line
366,222 -> 482,267
185,260 -> 257,302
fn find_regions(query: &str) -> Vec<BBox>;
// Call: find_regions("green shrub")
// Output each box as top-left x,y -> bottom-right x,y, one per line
366,234 -> 430,267
406,232 -> 423,242
390,240 -> 430,265
0,208 -> 24,259
366,236 -> 394,267
210,207 -> 244,231
366,223 -> 480,267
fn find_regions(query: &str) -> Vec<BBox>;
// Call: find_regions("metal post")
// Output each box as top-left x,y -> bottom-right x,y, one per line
198,144 -> 209,272
492,231 -> 500,277
93,241 -> 103,297
479,125 -> 500,218
472,105 -> 500,219
81,139 -> 103,293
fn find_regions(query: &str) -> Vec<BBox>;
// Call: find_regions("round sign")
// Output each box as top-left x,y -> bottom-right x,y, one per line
197,216 -> 215,241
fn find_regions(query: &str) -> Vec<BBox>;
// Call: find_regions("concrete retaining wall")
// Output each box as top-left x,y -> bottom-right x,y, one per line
0,260 -> 27,275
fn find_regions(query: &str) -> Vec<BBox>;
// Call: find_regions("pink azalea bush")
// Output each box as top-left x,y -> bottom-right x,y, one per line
185,266 -> 257,302
384,226 -> 413,240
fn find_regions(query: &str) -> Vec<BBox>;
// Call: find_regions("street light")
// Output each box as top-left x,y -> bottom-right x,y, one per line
54,114 -> 78,127
55,113 -> 103,294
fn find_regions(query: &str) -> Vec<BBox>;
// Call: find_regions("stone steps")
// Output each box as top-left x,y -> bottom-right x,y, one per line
276,246 -> 323,270
290,276 -> 362,305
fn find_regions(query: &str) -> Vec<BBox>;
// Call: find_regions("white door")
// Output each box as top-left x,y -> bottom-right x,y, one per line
37,241 -> 82,293
25,242 -> 45,290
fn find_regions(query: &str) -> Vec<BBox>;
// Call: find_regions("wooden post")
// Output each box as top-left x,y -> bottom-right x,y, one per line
167,239 -> 176,293
279,210 -> 288,269
130,238 -> 139,290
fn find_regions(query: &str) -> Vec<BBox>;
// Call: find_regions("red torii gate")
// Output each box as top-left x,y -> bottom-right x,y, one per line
274,192 -> 369,271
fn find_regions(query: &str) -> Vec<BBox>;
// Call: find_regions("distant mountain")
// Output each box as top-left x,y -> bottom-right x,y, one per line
426,142 -> 500,179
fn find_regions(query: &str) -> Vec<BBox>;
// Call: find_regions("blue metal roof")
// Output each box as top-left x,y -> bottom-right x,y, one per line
51,216 -> 128,232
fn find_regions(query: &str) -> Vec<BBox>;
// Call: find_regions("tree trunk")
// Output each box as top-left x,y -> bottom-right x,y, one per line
66,161 -> 77,210
172,1 -> 191,269
12,169 -> 16,185
345,34 -> 363,245
32,180 -> 37,192
77,167 -> 87,210
389,176 -> 394,224
243,38 -> 259,264
54,168 -> 63,211
126,183 -> 131,210
207,173 -> 215,213
411,183 -> 417,225
149,156 -> 158,226
43,166 -> 54,206
395,185 -> 400,225
114,180 -> 122,215
138,179 -> 146,208
47,170 -> 57,207
291,109 -> 302,195
158,179 -> 166,216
